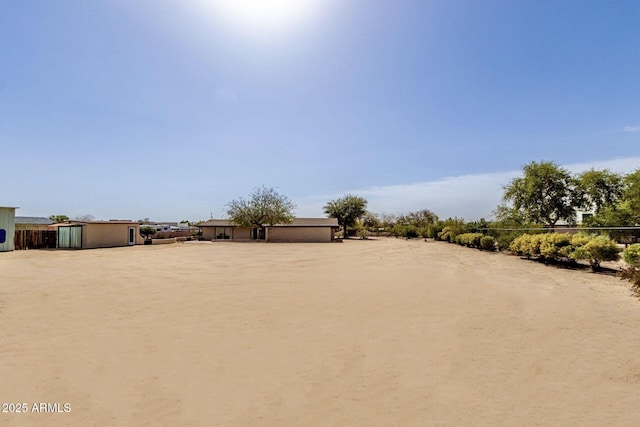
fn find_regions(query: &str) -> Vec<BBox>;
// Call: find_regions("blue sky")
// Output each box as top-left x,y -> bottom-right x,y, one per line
2,0 -> 638,221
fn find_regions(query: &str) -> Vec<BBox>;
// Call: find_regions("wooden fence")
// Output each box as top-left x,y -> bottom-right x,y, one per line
14,230 -> 57,250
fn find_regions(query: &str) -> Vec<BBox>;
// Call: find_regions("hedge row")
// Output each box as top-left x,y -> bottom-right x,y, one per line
453,233 -> 496,251
509,233 -> 620,271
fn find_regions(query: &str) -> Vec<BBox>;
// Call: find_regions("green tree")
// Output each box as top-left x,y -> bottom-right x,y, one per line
584,201 -> 636,227
570,235 -> 620,272
503,161 -> 580,227
583,201 -> 637,240
465,218 -> 489,233
324,194 -> 368,239
49,214 -> 69,223
576,169 -> 623,213
490,204 -> 544,250
397,209 -> 439,228
622,169 -> 640,221
492,204 -> 532,227
226,186 -> 295,239
378,213 -> 398,230
582,170 -> 640,235
139,225 -> 156,242
360,212 -> 381,231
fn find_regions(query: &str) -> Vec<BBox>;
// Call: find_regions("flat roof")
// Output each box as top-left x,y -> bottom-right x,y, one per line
275,218 -> 339,227
53,220 -> 138,226
15,216 -> 53,225
198,219 -> 233,227
199,218 -> 339,227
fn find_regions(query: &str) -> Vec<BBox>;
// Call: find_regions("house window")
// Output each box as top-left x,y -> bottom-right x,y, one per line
58,226 -> 83,248
215,227 -> 231,239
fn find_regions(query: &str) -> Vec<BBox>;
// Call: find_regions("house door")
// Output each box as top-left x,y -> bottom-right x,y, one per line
128,227 -> 136,246
251,228 -> 265,240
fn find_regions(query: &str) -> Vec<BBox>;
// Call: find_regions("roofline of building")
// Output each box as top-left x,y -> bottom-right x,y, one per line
53,220 -> 139,225
199,222 -> 339,228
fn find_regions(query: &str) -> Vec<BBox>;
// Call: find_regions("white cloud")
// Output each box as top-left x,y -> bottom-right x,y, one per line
563,157 -> 640,174
624,125 -> 640,132
296,157 -> 640,220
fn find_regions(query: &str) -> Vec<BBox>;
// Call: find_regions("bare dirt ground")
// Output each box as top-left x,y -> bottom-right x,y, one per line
1,238 -> 639,426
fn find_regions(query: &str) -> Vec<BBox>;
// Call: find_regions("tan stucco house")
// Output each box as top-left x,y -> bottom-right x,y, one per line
198,218 -> 339,242
198,219 -> 255,241
53,220 -> 143,249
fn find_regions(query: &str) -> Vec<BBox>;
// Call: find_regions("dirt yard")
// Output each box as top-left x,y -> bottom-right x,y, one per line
1,238 -> 639,426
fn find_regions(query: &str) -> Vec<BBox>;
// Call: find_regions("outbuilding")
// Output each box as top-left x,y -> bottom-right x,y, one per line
198,218 -> 339,243
0,206 -> 17,252
198,219 -> 255,241
54,220 -> 143,249
265,218 -> 339,242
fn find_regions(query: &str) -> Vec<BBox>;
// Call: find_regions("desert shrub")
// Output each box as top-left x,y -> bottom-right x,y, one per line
457,233 -> 483,248
454,233 -> 470,246
508,233 -> 548,258
480,236 -> 496,251
527,234 -> 544,257
570,235 -> 620,272
570,233 -> 592,248
564,234 -> 595,260
539,233 -> 572,260
620,244 -> 640,298
453,233 -> 492,249
392,224 -> 418,238
511,233 -> 543,257
509,234 -> 529,255
438,226 -> 455,242
418,227 -> 430,238
405,225 -> 418,238
391,223 -> 404,237
623,244 -> 640,265
437,219 -> 465,242
426,223 -> 441,239
455,233 -> 468,246
494,231 -> 521,251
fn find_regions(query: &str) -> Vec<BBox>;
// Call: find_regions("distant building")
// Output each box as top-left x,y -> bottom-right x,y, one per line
198,218 -> 339,243
140,222 -> 191,237
52,220 -> 142,249
576,208 -> 595,225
